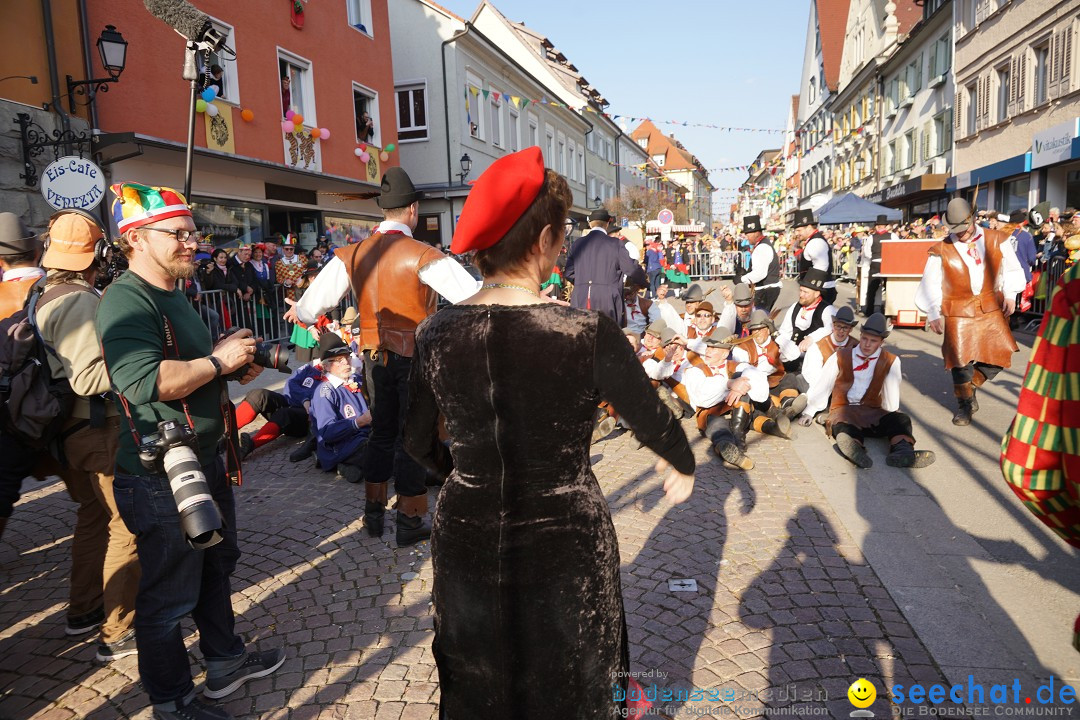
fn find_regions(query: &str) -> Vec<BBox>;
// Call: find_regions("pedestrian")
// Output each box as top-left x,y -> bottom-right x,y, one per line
914,198 -> 1026,426
35,208 -> 140,660
862,215 -> 895,316
565,207 -> 647,325
792,209 -> 837,305
284,166 -> 477,545
402,146 -> 695,717
999,262 -> 1080,652
98,182 -> 285,720
736,214 -> 783,311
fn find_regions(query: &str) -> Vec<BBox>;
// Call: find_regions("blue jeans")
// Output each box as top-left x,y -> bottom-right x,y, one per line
113,457 -> 246,708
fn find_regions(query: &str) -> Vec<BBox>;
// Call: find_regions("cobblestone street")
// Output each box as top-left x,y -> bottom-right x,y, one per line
2,409 -> 949,720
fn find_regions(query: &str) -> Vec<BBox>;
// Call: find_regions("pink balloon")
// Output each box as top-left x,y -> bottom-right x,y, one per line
359,152 -> 370,163
281,120 -> 295,133
285,109 -> 295,120
320,128 -> 330,140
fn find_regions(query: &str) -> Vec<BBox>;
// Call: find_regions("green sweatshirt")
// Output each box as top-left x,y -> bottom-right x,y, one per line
97,270 -> 222,473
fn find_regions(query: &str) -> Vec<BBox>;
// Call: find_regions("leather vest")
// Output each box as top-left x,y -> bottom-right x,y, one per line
788,301 -> 829,345
0,277 -> 40,320
335,232 -> 445,357
830,348 -> 896,410
744,338 -> 785,388
815,334 -> 857,365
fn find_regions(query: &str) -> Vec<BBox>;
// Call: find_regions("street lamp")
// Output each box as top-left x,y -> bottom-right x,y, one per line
592,195 -> 602,208
855,156 -> 866,180
457,153 -> 472,185
66,25 -> 128,112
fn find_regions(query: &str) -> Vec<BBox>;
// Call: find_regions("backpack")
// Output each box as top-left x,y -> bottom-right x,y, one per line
0,283 -> 94,449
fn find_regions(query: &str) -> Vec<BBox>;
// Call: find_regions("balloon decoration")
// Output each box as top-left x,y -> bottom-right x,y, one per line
319,128 -> 330,140
285,109 -> 295,120
281,120 -> 295,133
358,143 -> 367,152
201,86 -> 218,103
241,108 -> 254,122
195,98 -> 207,113
309,127 -> 320,137
292,113 -> 304,126
384,143 -> 395,152
354,148 -> 364,157
205,103 -> 219,117
379,151 -> 389,162
360,152 -> 370,163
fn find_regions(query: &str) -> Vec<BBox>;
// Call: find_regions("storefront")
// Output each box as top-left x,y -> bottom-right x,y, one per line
865,174 -> 948,221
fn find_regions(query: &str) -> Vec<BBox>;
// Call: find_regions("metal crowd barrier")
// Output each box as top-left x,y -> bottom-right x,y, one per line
678,250 -> 804,281
190,285 -> 358,344
1024,256 -> 1067,327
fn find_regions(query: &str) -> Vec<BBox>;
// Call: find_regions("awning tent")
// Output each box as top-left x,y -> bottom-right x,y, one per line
813,193 -> 903,225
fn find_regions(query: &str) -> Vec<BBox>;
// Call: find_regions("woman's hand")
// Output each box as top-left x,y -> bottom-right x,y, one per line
655,459 -> 694,504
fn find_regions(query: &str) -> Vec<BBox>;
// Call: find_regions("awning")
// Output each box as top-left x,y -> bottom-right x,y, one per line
866,173 -> 948,206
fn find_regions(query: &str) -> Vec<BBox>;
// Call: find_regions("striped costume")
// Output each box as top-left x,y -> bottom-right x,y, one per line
1000,262 -> 1080,651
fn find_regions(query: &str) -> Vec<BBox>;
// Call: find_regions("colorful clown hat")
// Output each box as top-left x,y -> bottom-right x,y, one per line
110,182 -> 192,233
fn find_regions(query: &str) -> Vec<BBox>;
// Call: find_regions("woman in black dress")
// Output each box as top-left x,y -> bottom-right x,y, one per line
404,147 -> 696,719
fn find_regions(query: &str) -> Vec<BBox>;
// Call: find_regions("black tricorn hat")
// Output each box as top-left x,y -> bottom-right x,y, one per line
318,332 -> 353,361
861,312 -> 890,338
742,215 -> 762,234
377,167 -> 423,209
589,207 -> 612,223
792,209 -> 817,228
799,268 -> 830,291
875,214 -> 890,226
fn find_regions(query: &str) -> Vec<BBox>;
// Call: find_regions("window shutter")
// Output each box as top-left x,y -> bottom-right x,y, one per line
943,110 -> 953,150
1009,55 -> 1018,114
1049,31 -> 1061,94
929,43 -> 939,79
983,73 -> 992,122
1017,52 -> 1027,111
976,76 -> 984,129
954,89 -> 962,134
1064,27 -> 1074,93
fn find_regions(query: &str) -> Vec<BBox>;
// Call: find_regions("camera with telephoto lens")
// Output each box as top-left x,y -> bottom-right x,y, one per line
219,328 -> 290,380
139,420 -> 223,550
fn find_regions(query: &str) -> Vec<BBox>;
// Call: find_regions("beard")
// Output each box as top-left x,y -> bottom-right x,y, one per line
157,251 -> 195,280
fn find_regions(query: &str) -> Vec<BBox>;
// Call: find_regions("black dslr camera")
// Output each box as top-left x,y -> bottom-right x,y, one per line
219,328 -> 291,380
139,420 -> 223,549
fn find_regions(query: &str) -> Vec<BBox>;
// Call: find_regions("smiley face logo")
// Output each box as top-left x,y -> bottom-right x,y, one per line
848,678 -> 877,708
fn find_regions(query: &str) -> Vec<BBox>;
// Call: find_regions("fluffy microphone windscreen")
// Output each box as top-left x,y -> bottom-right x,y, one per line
143,0 -> 209,41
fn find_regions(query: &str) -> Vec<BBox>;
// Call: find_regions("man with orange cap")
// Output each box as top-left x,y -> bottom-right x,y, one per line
36,209 -> 140,661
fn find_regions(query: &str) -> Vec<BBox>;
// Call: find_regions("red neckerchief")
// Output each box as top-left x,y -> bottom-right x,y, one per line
853,353 -> 877,372
628,299 -> 642,320
964,237 -> 982,265
799,299 -> 821,318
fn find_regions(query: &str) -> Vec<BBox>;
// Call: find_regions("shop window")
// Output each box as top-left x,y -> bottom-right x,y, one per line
1001,177 -> 1030,213
353,83 -> 379,146
324,214 -> 379,248
190,200 -> 266,246
395,83 -> 427,141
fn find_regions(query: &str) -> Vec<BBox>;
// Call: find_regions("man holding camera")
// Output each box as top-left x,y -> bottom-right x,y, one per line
97,183 -> 284,720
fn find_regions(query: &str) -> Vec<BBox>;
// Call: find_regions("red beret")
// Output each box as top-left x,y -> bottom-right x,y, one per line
451,147 -> 545,254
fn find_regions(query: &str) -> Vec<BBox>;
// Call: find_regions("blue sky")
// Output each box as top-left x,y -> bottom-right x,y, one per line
437,0 -> 811,210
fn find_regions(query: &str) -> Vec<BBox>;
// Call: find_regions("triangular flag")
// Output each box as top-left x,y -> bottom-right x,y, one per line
511,96 -> 520,108
481,89 -> 489,100
521,98 -> 530,108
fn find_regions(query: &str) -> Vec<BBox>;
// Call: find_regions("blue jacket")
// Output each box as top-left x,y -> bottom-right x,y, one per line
311,374 -> 370,468
284,363 -> 326,407
1010,229 -> 1037,282
645,247 -> 663,273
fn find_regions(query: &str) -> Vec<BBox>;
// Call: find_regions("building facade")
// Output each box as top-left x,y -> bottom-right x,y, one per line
86,0 -> 395,247
629,120 -> 714,226
949,0 -> 1080,213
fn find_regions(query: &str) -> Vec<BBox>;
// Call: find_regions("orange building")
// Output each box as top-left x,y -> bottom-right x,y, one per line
86,0 -> 395,246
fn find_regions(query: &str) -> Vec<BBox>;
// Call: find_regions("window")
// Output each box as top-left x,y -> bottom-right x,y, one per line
489,89 -> 502,148
966,82 -> 978,135
933,109 -> 952,155
996,66 -> 1010,122
577,148 -> 584,182
353,83 -> 379,146
1001,176 -> 1030,213
346,0 -> 373,35
557,133 -> 566,175
566,141 -> 576,180
508,105 -> 520,152
466,76 -> 484,140
930,33 -> 951,77
198,18 -> 238,104
652,153 -> 665,168
279,52 -> 314,123
637,137 -> 647,149
528,114 -> 539,147
904,130 -> 915,168
545,125 -> 555,168
1034,42 -> 1050,105
586,131 -> 595,153
395,83 -> 427,141
887,140 -> 897,174
809,77 -> 817,103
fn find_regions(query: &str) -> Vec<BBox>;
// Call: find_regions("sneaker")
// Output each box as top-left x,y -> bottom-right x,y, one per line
203,648 -> 286,700
96,630 -> 138,662
65,606 -> 105,636
154,697 -> 233,720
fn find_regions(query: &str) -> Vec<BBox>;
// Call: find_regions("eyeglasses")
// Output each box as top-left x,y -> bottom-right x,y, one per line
140,227 -> 197,243
695,312 -> 714,318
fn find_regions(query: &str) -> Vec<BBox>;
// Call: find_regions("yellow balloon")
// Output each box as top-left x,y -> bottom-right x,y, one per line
848,679 -> 877,709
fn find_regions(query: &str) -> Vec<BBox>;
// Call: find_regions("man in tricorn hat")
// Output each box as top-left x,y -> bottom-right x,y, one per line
565,206 -> 647,326
736,215 -> 783,311
805,313 -> 936,469
792,208 -> 837,305
0,212 -> 44,319
915,197 -> 1026,426
285,166 -> 478,545
862,214 -> 895,316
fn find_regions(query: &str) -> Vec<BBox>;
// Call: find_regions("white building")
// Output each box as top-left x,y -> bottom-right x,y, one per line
388,0 -> 593,246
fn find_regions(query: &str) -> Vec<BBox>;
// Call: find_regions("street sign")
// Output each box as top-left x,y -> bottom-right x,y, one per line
40,156 -> 106,211
657,209 -> 674,225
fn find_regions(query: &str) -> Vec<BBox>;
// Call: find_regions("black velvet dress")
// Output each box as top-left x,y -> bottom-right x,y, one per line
404,304 -> 695,719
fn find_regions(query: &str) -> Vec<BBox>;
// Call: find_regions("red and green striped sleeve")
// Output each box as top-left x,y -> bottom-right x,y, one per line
1000,262 -> 1080,549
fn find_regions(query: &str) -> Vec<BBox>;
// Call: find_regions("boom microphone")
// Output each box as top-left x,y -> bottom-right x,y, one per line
142,0 -> 228,51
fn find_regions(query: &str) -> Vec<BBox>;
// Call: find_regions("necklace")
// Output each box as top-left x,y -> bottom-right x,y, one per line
482,282 -> 539,297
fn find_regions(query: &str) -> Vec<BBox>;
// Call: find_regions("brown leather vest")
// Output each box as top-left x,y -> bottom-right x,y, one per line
0,277 -> 39,320
830,347 -> 896,410
815,334 -> 857,365
744,338 -> 785,387
335,232 -> 445,357
929,227 -> 1018,369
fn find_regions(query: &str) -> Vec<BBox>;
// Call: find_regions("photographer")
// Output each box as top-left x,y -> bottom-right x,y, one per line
97,183 -> 284,720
